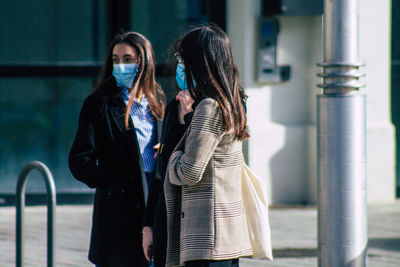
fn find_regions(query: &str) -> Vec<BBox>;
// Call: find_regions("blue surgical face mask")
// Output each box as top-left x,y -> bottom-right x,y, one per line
176,63 -> 196,91
112,63 -> 138,88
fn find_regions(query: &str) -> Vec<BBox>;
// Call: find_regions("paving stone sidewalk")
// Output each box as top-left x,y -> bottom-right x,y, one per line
0,202 -> 399,266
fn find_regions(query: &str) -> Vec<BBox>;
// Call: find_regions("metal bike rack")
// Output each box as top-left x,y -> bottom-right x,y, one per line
16,161 -> 56,267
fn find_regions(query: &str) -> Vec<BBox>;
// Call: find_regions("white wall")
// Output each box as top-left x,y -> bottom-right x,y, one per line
359,0 -> 395,203
228,0 -> 396,204
228,0 -> 321,204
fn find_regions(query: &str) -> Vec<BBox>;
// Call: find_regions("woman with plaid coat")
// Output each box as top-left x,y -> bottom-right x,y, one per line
164,25 -> 252,267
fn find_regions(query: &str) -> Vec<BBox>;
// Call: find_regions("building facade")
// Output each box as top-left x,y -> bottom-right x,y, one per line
0,0 -> 397,205
228,0 -> 396,204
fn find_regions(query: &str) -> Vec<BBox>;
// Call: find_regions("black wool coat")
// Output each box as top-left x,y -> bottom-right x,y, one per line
143,99 -> 192,267
69,77 -> 161,267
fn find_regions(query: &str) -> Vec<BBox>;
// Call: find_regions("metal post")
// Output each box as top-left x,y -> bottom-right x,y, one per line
317,0 -> 367,266
16,161 -> 56,267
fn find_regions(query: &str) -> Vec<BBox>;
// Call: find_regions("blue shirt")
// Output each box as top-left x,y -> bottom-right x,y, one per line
121,87 -> 156,173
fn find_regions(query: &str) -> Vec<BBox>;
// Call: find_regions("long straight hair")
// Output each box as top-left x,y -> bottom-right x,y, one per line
97,32 -> 165,126
176,25 -> 249,140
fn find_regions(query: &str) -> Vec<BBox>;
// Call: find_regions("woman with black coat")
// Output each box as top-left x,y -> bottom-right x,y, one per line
68,32 -> 165,267
142,89 -> 195,266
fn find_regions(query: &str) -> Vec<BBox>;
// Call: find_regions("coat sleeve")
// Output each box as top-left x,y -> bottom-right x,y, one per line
168,98 -> 224,186
68,96 -> 114,188
143,175 -> 162,226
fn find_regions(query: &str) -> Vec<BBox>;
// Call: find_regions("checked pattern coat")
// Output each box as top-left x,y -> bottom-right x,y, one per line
164,98 -> 252,267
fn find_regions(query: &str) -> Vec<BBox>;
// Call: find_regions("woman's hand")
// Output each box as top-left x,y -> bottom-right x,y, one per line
176,90 -> 194,124
142,226 -> 153,261
153,143 -> 160,159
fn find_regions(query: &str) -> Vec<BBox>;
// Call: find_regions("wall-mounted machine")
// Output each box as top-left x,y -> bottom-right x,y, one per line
257,0 -> 323,83
257,18 -> 290,83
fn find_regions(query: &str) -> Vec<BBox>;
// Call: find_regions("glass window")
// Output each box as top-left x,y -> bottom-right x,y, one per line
0,78 -> 93,194
0,0 -> 225,202
0,0 -> 107,201
131,0 -> 225,100
0,0 -> 107,62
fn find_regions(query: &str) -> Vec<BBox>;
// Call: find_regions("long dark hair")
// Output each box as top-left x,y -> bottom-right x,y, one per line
175,25 -> 249,140
97,32 -> 165,126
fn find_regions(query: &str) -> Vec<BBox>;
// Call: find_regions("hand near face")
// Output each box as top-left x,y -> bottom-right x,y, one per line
176,90 -> 194,124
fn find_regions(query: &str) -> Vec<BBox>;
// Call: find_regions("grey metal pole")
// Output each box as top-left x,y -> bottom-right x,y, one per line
317,0 -> 367,266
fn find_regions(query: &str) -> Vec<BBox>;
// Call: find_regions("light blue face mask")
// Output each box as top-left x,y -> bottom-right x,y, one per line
176,63 -> 196,91
112,63 -> 138,88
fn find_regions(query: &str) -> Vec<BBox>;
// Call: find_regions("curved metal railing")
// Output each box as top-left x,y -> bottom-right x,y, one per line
16,161 -> 56,267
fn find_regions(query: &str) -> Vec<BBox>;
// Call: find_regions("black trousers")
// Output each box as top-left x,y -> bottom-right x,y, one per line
184,258 -> 239,267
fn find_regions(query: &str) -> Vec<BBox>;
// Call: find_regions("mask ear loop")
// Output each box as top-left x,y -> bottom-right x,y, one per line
175,52 -> 183,65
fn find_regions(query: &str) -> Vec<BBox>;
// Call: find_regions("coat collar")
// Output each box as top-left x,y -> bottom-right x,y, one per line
95,75 -> 162,140
95,76 -> 125,107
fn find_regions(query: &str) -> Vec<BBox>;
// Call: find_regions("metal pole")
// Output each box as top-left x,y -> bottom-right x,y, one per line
317,0 -> 367,266
16,161 -> 56,267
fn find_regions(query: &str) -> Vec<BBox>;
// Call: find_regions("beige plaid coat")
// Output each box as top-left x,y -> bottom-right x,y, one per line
164,98 -> 252,267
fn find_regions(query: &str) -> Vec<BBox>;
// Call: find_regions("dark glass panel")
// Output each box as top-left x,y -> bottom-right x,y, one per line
0,78 -> 93,194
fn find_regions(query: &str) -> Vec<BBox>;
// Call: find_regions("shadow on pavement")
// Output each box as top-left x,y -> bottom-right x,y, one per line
368,238 -> 400,252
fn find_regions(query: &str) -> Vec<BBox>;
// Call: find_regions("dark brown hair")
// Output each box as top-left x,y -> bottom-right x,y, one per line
175,25 -> 249,140
97,32 -> 165,126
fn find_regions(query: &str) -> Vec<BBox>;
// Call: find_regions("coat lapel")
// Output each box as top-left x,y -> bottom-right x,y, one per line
107,90 -> 163,205
156,120 -> 163,143
108,93 -> 138,151
108,91 -> 147,197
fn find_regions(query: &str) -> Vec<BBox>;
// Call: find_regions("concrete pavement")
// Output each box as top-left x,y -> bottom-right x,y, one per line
0,202 -> 399,266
